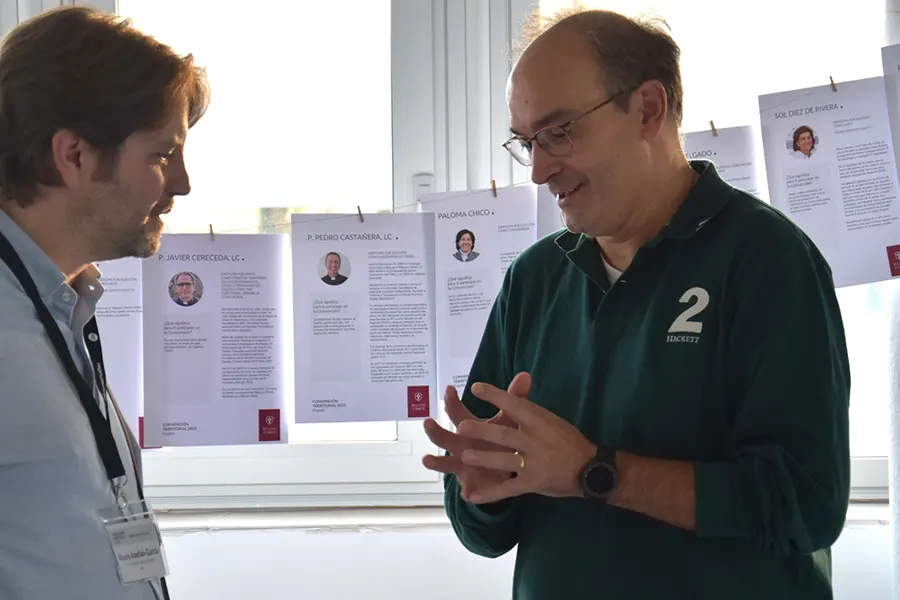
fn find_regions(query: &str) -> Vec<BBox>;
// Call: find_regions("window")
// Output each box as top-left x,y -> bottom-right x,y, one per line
110,0 -> 888,508
118,0 -> 447,508
539,0 -> 891,494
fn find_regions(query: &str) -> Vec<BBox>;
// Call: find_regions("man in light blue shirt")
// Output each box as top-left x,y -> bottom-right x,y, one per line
0,6 -> 208,599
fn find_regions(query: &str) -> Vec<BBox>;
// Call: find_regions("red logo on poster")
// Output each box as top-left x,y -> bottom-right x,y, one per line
258,409 -> 281,442
407,386 -> 430,418
137,416 -> 161,450
887,245 -> 900,277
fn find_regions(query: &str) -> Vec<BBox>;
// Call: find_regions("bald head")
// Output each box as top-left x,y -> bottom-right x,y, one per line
511,8 -> 683,127
502,7 -> 688,241
508,29 -> 605,132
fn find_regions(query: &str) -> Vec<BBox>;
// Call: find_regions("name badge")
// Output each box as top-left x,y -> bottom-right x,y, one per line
98,500 -> 169,585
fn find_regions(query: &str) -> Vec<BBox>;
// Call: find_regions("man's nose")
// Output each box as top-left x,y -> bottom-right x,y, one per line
530,145 -> 562,186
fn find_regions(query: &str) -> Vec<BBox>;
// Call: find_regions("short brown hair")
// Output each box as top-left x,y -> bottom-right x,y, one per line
792,125 -> 815,152
0,5 -> 210,206
517,7 -> 683,127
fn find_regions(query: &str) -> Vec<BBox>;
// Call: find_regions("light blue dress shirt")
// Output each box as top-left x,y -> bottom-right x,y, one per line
0,209 -> 161,600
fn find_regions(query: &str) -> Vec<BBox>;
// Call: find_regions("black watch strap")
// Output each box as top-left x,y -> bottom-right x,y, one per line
580,444 -> 618,501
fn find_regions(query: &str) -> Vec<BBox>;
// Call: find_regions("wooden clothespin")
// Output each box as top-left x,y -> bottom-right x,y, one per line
357,206 -> 364,223
208,224 -> 215,241
829,76 -> 838,92
709,120 -> 718,137
490,179 -> 498,197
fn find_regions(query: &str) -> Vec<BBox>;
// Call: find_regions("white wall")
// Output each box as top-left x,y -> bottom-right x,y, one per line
883,4 -> 900,598
157,507 -> 892,600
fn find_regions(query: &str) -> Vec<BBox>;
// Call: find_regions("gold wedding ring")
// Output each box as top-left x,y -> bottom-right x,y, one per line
517,452 -> 525,470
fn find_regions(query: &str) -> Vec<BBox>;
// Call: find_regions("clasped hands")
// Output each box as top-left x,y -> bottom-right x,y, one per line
422,372 -> 597,505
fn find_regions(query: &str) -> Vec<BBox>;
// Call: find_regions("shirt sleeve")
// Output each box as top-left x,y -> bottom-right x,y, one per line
694,219 -> 851,557
0,330 -> 157,600
443,266 -> 521,558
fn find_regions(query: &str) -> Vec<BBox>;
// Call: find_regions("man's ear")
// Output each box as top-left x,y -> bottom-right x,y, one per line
633,80 -> 669,141
50,129 -> 94,187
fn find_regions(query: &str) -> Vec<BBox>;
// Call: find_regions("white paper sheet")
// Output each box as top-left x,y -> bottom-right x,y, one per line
292,212 -> 437,423
882,45 -> 900,206
93,258 -> 144,445
420,186 -> 537,394
142,233 -> 290,446
683,125 -> 764,198
759,77 -> 900,288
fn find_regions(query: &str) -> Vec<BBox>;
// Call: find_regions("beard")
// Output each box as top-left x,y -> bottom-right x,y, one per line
76,181 -> 168,262
94,206 -> 165,260
113,218 -> 163,258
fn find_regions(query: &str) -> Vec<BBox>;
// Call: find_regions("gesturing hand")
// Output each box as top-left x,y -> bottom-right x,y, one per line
422,373 -> 532,504
453,379 -> 598,505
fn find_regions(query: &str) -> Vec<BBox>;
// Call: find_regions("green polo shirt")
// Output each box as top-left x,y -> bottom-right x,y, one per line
444,160 -> 851,599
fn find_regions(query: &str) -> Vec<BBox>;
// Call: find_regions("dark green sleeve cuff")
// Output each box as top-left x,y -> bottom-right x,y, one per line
444,475 -> 519,557
446,475 -> 515,524
694,460 -> 755,539
466,498 -> 515,521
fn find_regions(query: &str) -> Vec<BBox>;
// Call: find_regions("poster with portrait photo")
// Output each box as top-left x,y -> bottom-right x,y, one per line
420,184 -> 537,395
759,76 -> 900,287
682,125 -> 765,199
291,212 -> 437,424
141,233 -> 290,447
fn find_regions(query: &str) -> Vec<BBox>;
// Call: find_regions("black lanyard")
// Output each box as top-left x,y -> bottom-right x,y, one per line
0,231 -> 126,487
83,318 -> 112,418
0,230 -> 171,600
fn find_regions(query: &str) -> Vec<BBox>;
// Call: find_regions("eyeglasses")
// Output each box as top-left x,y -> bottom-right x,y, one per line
502,91 -> 627,167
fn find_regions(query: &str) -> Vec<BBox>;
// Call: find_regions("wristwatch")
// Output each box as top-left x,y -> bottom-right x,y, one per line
579,445 -> 619,501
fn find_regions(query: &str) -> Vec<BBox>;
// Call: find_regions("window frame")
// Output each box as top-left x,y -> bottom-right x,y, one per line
141,0 -> 505,509
132,0 -> 889,508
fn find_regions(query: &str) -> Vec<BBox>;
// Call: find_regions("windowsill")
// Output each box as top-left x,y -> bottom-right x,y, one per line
842,501 -> 892,526
155,501 -> 891,533
156,506 -> 451,533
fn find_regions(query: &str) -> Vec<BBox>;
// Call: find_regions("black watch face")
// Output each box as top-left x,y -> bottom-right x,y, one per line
585,462 -> 616,497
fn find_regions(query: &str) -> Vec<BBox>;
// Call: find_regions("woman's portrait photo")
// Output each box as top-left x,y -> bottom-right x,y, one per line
790,125 -> 817,159
453,229 -> 479,263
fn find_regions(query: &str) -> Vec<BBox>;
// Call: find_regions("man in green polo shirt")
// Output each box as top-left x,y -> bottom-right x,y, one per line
421,7 -> 850,600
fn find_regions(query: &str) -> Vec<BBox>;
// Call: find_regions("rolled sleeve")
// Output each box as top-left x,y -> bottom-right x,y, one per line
694,222 -> 851,556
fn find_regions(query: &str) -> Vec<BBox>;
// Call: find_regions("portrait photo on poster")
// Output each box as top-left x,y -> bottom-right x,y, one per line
319,251 -> 351,286
169,271 -> 203,307
453,228 -> 480,263
786,124 -> 817,159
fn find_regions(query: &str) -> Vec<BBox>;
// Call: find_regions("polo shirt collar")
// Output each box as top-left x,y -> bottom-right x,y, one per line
0,208 -> 105,325
0,207 -> 67,302
553,160 -> 733,287
659,160 -> 732,240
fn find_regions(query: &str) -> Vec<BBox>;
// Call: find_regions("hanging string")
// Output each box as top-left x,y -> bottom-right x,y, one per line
192,181 -> 536,236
